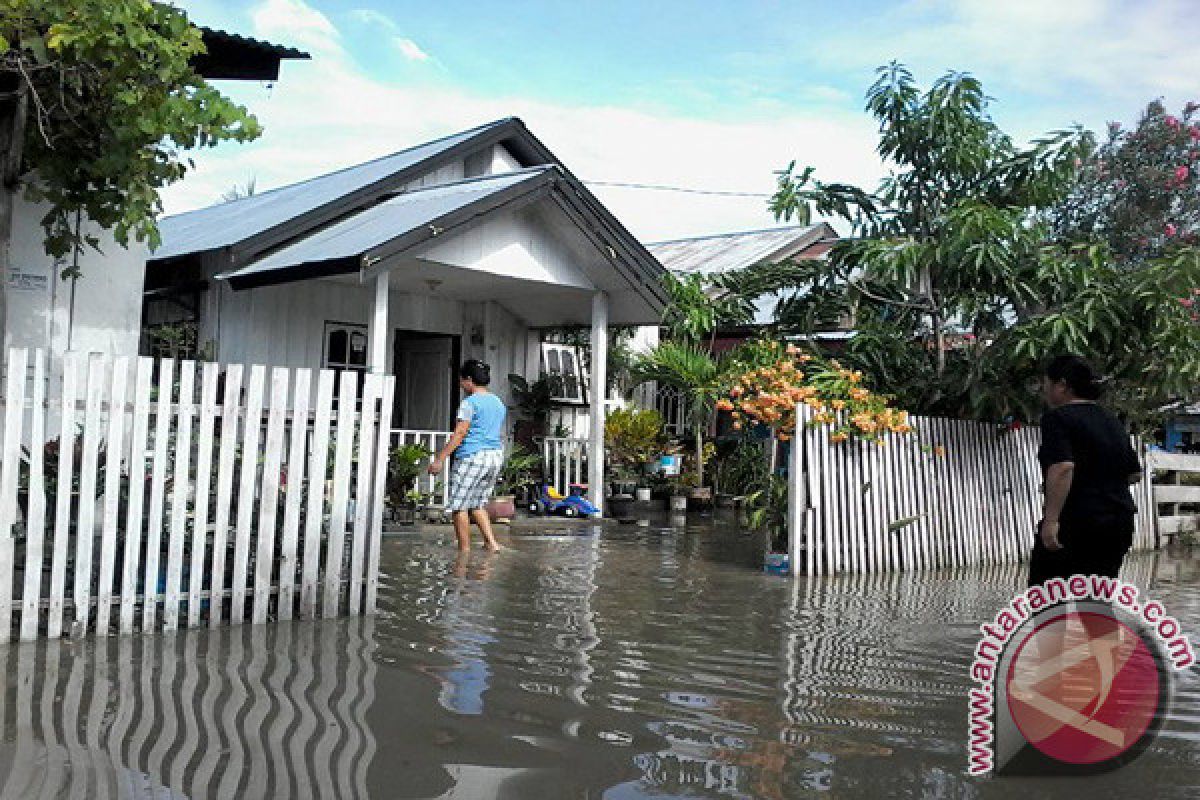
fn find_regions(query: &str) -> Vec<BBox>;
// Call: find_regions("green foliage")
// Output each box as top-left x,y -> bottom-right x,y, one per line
714,438 -> 770,497
496,445 -> 541,496
746,474 -> 789,550
763,63 -> 1200,429
604,407 -> 664,480
1,0 -> 261,264
387,444 -> 429,507
632,341 -> 727,483
508,373 -> 558,424
660,271 -> 755,344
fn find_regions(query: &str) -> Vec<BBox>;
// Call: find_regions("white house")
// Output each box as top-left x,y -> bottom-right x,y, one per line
143,118 -> 669,507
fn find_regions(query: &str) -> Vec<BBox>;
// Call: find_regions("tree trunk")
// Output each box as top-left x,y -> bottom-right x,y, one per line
0,85 -> 30,351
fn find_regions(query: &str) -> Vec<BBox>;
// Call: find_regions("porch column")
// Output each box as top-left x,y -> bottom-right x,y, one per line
369,271 -> 389,374
588,291 -> 608,515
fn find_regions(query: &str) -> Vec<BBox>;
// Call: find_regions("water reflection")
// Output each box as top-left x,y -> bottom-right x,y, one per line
0,522 -> 1196,799
0,618 -> 377,799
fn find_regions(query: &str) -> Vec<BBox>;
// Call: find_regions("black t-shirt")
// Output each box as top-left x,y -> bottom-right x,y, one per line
1038,403 -> 1141,522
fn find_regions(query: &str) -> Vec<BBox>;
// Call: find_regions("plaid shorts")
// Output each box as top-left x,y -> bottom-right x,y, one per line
446,449 -> 504,511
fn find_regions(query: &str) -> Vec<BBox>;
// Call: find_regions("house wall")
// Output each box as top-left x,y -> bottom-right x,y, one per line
5,194 -> 147,358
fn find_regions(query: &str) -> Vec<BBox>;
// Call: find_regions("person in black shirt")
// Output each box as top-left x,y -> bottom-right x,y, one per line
1028,355 -> 1144,586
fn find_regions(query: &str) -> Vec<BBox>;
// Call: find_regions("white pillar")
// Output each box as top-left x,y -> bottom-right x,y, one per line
588,291 -> 608,515
369,271 -> 389,374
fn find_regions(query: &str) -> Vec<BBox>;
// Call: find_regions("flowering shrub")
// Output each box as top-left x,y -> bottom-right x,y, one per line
718,341 -> 914,444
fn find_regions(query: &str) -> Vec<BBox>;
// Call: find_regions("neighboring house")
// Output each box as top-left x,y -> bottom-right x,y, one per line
1160,403 -> 1200,453
144,117 -> 668,502
637,222 -> 848,433
2,28 -> 308,361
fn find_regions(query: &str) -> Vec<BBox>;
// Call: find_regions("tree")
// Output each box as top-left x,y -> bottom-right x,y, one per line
632,341 -> 726,486
660,271 -> 755,346
1,1 -> 261,334
766,64 -> 1200,428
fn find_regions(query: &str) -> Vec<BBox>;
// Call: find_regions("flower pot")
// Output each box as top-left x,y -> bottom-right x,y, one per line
635,487 -> 652,503
486,495 -> 516,523
668,495 -> 688,512
687,486 -> 713,511
607,494 -> 635,518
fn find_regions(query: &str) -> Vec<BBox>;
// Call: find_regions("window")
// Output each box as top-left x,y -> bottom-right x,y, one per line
541,342 -> 587,404
324,323 -> 369,402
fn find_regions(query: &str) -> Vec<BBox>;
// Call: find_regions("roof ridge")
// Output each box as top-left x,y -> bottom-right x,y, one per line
380,165 -> 555,199
647,222 -> 823,246
163,117 -> 519,220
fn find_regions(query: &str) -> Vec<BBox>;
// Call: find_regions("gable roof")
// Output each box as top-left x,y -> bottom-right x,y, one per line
153,118 -> 521,262
646,223 -> 836,275
194,26 -> 309,81
218,167 -> 557,289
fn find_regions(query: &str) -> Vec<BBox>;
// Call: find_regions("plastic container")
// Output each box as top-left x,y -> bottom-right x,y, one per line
763,553 -> 790,575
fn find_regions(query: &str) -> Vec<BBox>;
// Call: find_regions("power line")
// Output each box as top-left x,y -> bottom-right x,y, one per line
582,179 -> 772,198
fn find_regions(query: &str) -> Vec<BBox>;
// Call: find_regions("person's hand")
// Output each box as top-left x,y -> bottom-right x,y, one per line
428,458 -> 443,476
1040,519 -> 1063,551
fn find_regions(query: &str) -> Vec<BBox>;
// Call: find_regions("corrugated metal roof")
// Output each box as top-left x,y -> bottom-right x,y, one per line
645,224 -> 827,275
197,27 -> 310,61
153,118 -> 514,261
218,168 -> 553,286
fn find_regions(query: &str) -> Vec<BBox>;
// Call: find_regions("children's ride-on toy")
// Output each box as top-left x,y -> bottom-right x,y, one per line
527,483 -> 600,518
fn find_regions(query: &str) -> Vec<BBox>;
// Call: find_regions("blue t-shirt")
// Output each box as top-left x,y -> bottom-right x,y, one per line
456,392 -> 506,458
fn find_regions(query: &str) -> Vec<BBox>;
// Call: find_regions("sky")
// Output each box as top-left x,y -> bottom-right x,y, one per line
165,0 -> 1200,242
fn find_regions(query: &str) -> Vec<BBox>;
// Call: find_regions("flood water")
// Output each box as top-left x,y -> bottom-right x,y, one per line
0,515 -> 1196,798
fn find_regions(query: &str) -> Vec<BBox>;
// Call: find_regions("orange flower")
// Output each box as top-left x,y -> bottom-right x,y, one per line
831,432 -> 848,444
716,399 -> 733,412
849,387 -> 869,401
831,399 -> 846,410
730,386 -> 744,398
934,444 -> 946,457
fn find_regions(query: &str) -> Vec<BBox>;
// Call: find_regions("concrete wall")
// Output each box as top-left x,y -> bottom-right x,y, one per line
5,194 -> 147,357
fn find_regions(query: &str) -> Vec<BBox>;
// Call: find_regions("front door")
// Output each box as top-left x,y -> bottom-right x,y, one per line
394,332 -> 457,430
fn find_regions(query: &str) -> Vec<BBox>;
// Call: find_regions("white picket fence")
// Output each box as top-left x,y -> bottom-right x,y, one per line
542,436 -> 589,495
389,428 -> 452,506
0,348 -> 394,641
787,407 -> 1157,577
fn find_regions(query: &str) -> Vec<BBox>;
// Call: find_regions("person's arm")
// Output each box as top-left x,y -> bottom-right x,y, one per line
429,419 -> 471,474
430,399 -> 474,474
1039,411 -> 1074,551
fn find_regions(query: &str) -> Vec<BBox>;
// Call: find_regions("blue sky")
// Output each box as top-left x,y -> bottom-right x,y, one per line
168,0 -> 1199,241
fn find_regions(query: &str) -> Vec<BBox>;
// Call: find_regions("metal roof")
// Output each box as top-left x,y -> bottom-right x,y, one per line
217,168 -> 555,288
153,118 -> 515,261
645,223 -> 831,275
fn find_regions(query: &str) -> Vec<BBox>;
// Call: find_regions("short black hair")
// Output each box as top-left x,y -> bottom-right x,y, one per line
459,359 -> 491,386
1044,354 -> 1105,400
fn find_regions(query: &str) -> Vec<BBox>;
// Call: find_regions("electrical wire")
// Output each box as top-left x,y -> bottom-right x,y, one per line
582,180 -> 772,198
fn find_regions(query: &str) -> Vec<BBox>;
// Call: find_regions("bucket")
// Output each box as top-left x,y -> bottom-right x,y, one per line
763,552 -> 790,575
669,495 -> 688,512
635,487 -> 652,503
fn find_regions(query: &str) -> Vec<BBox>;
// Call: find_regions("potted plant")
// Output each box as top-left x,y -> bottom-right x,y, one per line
388,444 -> 429,526
747,475 -> 791,573
604,407 -> 664,516
508,374 -> 560,451
487,445 -> 541,522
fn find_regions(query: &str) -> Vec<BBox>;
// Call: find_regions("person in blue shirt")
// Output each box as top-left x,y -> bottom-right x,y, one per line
429,360 -> 507,551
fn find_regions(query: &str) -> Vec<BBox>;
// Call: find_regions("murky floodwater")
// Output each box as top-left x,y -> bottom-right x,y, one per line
0,515 -> 1196,798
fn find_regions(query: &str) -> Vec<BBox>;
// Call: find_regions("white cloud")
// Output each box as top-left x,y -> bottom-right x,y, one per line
393,37 -> 431,63
163,0 -> 886,242
251,0 -> 341,58
348,8 -> 397,31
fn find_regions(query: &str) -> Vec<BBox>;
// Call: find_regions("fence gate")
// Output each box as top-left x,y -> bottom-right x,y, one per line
0,348 -> 394,642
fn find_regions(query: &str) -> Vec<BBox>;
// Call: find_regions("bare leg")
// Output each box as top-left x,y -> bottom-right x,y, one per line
452,510 -> 471,552
469,508 -> 501,551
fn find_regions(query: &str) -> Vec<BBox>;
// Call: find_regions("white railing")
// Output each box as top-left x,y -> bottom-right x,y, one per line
0,348 -> 394,641
1147,451 -> 1200,539
542,436 -> 589,496
788,406 -> 1157,577
388,428 -> 453,507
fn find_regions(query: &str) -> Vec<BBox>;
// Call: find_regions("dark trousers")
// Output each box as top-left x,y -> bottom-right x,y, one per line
1027,513 -> 1134,587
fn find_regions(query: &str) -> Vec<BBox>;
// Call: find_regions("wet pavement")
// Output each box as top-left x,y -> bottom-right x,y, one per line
0,514 -> 1196,798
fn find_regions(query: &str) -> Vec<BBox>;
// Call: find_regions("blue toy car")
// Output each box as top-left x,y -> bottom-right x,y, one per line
527,484 -> 600,518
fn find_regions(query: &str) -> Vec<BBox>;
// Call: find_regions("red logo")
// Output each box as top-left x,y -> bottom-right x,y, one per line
1006,611 -> 1162,766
